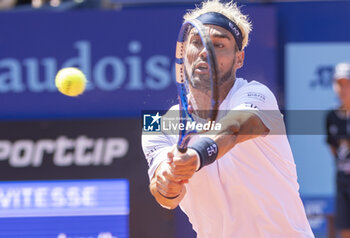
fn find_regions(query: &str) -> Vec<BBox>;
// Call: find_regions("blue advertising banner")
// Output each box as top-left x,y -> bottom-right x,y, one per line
0,10 -> 182,118
0,118 -> 176,238
283,2 -> 350,196
0,179 -> 129,238
302,196 -> 335,237
0,179 -> 129,217
282,2 -> 350,236
0,5 -> 277,119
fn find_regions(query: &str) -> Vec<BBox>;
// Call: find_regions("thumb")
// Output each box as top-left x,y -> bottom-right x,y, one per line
167,151 -> 174,163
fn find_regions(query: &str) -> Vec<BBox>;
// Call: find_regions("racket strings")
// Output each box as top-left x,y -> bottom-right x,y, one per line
175,20 -> 220,150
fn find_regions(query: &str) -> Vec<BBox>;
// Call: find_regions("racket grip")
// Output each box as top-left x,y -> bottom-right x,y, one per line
177,145 -> 187,154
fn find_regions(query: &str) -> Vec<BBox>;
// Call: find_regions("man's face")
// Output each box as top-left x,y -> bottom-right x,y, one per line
185,24 -> 244,91
334,78 -> 350,104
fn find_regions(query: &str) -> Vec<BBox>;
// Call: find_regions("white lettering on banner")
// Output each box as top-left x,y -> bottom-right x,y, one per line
0,186 -> 97,209
35,187 -> 48,207
0,40 -> 173,93
0,136 -> 129,167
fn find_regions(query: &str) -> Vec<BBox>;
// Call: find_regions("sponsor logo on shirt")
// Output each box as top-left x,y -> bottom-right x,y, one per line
145,146 -> 158,167
244,103 -> 259,109
206,143 -> 218,157
247,92 -> 266,102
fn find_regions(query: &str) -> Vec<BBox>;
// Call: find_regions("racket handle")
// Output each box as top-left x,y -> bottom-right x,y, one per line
174,145 -> 190,184
177,145 -> 187,154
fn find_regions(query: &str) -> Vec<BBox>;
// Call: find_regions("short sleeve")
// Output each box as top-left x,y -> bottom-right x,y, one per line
142,133 -> 174,180
228,81 -> 285,135
325,110 -> 337,147
141,105 -> 180,180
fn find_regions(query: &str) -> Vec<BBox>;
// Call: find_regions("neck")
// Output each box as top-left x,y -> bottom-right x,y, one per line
218,78 -> 236,103
342,103 -> 350,111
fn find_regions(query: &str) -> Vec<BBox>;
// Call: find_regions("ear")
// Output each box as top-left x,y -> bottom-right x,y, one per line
333,80 -> 341,94
235,51 -> 245,70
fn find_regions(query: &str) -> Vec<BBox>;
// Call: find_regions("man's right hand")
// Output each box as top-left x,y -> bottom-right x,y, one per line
150,160 -> 186,209
155,161 -> 184,198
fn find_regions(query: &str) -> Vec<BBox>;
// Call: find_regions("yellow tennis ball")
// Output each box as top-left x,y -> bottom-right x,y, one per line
55,67 -> 87,97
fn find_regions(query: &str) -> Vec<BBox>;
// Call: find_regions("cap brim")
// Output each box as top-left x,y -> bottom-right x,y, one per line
334,77 -> 350,81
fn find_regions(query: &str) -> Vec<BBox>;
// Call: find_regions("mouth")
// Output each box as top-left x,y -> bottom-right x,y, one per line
194,62 -> 209,74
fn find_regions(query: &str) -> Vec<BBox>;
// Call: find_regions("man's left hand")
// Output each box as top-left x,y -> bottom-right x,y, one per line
167,148 -> 199,182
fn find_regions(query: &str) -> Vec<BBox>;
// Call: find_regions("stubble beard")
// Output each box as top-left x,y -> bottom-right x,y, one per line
187,59 -> 236,92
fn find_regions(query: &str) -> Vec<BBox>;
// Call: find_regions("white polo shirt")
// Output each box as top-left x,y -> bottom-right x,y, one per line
142,78 -> 314,238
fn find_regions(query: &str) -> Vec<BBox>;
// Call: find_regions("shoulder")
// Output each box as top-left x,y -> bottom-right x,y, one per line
326,109 -> 335,119
168,104 -> 180,112
238,80 -> 276,100
228,79 -> 278,110
141,105 -> 178,148
327,108 -> 346,122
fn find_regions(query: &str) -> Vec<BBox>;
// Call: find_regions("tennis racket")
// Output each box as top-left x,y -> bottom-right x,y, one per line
175,19 -> 220,153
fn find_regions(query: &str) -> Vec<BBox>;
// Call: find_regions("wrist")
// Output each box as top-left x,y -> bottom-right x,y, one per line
190,149 -> 201,171
157,190 -> 181,200
189,137 -> 218,171
154,185 -> 186,210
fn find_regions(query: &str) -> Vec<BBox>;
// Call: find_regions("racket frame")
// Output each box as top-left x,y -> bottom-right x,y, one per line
175,19 -> 219,153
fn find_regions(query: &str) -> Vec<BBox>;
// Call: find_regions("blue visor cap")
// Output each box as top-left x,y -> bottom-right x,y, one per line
196,12 -> 243,51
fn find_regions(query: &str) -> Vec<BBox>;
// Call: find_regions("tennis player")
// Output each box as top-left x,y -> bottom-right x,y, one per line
142,0 -> 314,237
326,62 -> 350,238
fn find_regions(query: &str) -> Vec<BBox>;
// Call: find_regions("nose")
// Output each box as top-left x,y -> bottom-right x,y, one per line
199,47 -> 208,60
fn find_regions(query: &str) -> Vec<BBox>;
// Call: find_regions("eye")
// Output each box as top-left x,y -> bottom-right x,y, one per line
191,39 -> 202,47
214,43 -> 224,48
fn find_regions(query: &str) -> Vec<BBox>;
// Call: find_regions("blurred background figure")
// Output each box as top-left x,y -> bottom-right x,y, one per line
0,0 -> 16,9
3,0 -> 104,10
326,62 -> 350,238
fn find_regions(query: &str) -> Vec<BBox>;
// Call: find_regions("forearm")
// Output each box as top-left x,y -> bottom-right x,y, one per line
211,111 -> 269,159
